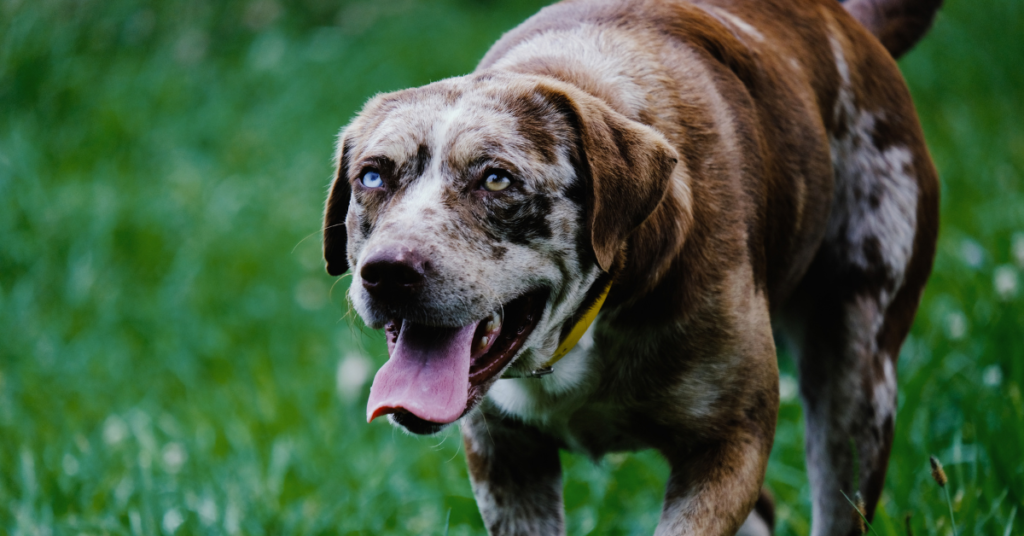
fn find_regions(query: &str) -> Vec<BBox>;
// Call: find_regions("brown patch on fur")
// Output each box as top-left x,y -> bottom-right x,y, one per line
533,82 -> 679,271
506,90 -> 562,165
844,0 -> 944,59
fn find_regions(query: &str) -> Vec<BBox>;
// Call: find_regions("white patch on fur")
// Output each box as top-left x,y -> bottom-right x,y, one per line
832,35 -> 852,86
709,7 -> 766,43
468,478 -> 501,530
654,494 -> 698,536
671,368 -> 724,420
875,356 -> 896,421
489,318 -> 601,417
826,35 -> 918,307
386,174 -> 447,230
348,176 -> 450,321
736,509 -> 772,536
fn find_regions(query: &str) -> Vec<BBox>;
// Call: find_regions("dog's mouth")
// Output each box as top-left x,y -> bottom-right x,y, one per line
366,289 -> 548,433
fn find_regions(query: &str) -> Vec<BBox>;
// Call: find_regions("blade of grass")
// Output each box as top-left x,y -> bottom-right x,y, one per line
841,490 -> 879,536
943,485 -> 958,536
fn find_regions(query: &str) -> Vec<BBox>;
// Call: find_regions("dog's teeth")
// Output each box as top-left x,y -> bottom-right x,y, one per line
489,311 -> 502,331
482,311 -> 502,335
477,336 -> 490,351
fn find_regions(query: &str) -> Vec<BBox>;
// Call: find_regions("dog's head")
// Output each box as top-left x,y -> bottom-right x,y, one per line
323,72 -> 678,434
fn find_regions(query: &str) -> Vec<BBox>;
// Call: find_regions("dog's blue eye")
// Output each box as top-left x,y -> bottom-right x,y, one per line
361,170 -> 383,188
482,171 -> 512,192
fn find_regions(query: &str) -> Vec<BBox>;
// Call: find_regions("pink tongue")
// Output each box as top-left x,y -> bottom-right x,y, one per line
366,321 -> 476,424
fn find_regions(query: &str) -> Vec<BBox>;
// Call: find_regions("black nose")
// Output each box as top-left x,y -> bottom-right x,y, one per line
360,248 -> 428,303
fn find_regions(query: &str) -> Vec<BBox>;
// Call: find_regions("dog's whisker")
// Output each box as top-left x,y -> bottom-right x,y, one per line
290,227 -> 325,255
430,430 -> 448,450
328,273 -> 352,298
291,222 -> 349,259
445,432 -> 463,463
477,408 -> 495,451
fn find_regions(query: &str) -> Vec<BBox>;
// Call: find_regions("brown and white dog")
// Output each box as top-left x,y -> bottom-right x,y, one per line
322,0 -> 942,534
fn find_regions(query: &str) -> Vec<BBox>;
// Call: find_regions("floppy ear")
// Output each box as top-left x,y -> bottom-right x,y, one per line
545,84 -> 679,272
323,134 -> 353,276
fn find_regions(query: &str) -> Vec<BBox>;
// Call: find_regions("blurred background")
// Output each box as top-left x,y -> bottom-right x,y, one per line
1,0 -> 1021,534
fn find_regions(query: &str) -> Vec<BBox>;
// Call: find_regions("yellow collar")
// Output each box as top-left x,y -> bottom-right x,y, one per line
529,278 -> 613,377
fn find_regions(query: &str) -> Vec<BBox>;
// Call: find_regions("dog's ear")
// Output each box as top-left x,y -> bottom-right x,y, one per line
323,133 -> 353,276
545,84 -> 679,272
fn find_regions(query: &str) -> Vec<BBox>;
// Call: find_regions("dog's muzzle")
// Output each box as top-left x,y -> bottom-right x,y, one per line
358,246 -> 549,433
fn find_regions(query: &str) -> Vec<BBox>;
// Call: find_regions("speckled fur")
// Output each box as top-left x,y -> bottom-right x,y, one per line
322,0 -> 940,534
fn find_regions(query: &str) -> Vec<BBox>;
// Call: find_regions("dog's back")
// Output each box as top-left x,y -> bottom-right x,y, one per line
480,0 -> 938,311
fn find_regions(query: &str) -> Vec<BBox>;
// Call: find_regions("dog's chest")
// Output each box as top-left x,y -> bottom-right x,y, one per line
488,369 -> 644,457
486,324 -> 675,456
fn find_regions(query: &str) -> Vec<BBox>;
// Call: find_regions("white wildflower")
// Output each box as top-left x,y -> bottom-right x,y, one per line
336,352 -> 372,400
778,374 -> 798,402
1012,232 -> 1024,268
944,311 -> 967,340
982,364 -> 1003,387
62,453 -> 79,476
994,265 -> 1018,300
197,495 -> 218,526
161,442 -> 187,473
162,508 -> 184,534
294,277 -> 328,311
960,238 -> 984,268
103,415 -> 128,446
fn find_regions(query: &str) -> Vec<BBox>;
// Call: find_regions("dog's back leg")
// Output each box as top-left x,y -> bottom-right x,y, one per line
778,119 -> 938,535
780,245 -> 935,534
779,277 -> 905,535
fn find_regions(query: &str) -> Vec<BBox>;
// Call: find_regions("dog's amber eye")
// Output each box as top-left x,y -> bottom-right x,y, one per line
482,171 -> 512,192
360,170 -> 383,189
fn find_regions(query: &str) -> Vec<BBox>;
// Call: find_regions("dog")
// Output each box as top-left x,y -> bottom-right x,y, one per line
322,0 -> 942,533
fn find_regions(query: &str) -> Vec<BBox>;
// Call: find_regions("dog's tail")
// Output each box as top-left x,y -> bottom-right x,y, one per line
842,0 -> 944,58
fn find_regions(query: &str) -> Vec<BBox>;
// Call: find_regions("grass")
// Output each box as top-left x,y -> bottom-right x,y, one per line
1,0 -> 1022,534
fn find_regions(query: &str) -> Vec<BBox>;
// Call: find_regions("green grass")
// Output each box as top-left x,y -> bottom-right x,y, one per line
1,0 -> 1022,534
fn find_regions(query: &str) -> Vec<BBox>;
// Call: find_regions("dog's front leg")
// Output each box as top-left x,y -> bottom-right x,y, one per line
655,422 -> 775,535
462,409 -> 564,536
